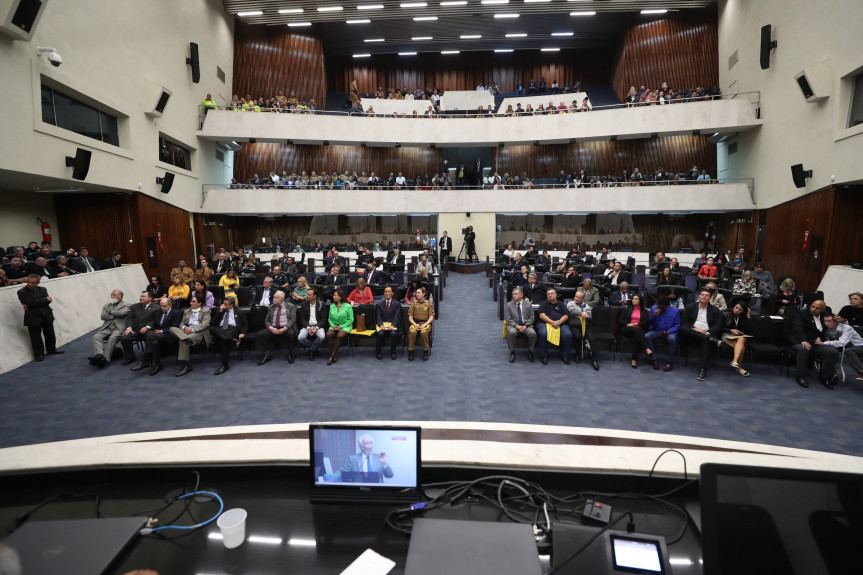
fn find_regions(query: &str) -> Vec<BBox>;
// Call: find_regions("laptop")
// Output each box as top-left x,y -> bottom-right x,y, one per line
405,518 -> 542,575
2,517 -> 146,575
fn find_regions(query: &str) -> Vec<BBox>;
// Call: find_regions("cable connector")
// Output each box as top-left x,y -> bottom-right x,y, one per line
626,520 -> 636,533
139,527 -> 154,535
409,502 -> 427,511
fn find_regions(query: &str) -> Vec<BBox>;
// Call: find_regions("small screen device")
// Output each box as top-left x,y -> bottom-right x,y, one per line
610,535 -> 664,573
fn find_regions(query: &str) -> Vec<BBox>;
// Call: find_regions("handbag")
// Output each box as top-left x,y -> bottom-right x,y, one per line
356,313 -> 366,332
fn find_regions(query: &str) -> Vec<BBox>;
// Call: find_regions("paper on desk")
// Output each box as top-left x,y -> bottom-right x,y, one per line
340,548 -> 396,575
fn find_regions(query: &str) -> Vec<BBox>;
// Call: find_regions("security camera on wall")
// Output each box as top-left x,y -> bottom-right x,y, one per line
36,45 -> 61,66
0,0 -> 50,41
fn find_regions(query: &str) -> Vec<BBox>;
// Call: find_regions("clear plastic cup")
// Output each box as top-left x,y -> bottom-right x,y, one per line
217,508 -> 247,549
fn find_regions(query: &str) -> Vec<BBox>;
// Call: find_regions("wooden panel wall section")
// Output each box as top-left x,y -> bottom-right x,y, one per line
327,49 -> 613,94
492,135 -> 716,180
233,23 -> 327,108
55,193 -> 194,283
611,11 -> 719,102
234,143 -> 442,182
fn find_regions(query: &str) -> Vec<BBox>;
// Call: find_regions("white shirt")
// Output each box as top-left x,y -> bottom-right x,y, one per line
694,305 -> 710,331
260,289 -> 271,306
187,308 -> 201,327
395,176 -> 406,185
813,314 -> 823,332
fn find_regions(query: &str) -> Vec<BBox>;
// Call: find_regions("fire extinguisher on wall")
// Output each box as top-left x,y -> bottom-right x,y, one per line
37,218 -> 52,243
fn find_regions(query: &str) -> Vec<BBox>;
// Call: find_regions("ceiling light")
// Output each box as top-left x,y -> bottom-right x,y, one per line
414,15 -> 438,20
357,3 -> 384,8
482,0 -> 509,4
288,22 -> 313,26
505,33 -> 527,37
347,19 -> 371,23
237,11 -> 263,17
353,53 -> 371,57
494,13 -> 519,18
541,47 -> 560,52
460,34 -> 481,38
551,32 -> 573,36
495,48 -> 513,52
317,6 -> 343,12
641,9 -> 668,14
401,2 -> 427,7
524,0 -> 551,3
364,38 -> 385,42
441,50 -> 460,54
277,8 -> 303,14
440,0 -> 467,4
399,51 -> 418,55
570,11 -> 596,16
412,36 -> 433,40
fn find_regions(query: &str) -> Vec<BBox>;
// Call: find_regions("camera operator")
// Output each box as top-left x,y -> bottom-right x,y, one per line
463,226 -> 477,262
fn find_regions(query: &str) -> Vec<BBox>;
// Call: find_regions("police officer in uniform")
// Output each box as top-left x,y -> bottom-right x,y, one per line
407,287 -> 435,361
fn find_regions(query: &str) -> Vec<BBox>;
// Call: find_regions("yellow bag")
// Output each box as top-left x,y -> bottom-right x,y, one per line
546,324 -> 560,346
503,319 -> 509,338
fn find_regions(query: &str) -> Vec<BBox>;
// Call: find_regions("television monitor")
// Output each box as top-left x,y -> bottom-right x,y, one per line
309,424 -> 421,503
700,463 -> 863,575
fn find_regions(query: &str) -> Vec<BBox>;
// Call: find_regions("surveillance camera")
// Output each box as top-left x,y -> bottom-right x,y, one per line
48,52 -> 62,67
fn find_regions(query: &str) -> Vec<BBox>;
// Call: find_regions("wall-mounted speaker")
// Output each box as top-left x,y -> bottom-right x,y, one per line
156,172 -> 175,194
146,88 -> 172,118
65,148 -> 91,180
759,24 -> 777,70
790,164 -> 812,189
186,42 -> 200,84
794,59 -> 832,103
0,0 -> 49,41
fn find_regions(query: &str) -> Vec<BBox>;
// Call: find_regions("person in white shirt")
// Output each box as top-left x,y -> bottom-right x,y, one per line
824,314 -> 863,380
395,172 -> 406,187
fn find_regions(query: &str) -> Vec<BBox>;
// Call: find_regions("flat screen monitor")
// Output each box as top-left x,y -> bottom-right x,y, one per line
309,424 -> 421,503
700,463 -> 863,575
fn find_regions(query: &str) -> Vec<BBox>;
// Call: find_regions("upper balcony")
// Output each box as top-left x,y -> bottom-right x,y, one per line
197,93 -> 762,147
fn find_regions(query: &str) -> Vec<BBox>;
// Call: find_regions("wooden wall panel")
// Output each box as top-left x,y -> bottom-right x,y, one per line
233,23 -> 327,108
55,193 -> 194,284
493,135 -> 716,180
327,49 -> 613,94
611,11 -> 719,102
234,143 -> 442,183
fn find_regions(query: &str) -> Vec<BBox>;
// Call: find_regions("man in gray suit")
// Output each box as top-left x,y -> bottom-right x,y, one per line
340,434 -> 394,482
505,287 -> 536,363
169,295 -> 212,377
89,289 -> 131,368
257,290 -> 298,365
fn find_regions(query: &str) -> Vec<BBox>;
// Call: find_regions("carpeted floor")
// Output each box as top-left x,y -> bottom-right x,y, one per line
1,273 -> 861,456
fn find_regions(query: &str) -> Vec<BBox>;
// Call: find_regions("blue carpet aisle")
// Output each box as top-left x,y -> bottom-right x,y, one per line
0,273 -> 862,456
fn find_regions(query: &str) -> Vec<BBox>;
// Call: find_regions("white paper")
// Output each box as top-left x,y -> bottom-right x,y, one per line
340,548 -> 396,575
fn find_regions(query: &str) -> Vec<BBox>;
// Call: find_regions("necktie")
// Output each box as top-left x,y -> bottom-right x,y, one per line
84,258 -> 93,273
160,312 -> 167,327
366,455 -> 372,472
221,310 -> 230,330
274,306 -> 282,328
517,302 -> 523,325
386,300 -> 390,313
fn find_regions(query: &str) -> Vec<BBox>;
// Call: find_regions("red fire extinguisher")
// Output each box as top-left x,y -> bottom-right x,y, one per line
37,218 -> 52,243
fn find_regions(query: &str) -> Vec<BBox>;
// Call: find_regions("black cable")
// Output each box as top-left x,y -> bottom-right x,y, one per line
6,492 -> 98,534
641,449 -> 688,494
545,512 -> 634,575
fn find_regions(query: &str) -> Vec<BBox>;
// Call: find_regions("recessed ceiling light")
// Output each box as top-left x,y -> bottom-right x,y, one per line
237,10 -> 263,17
347,19 -> 371,23
570,11 -> 596,16
413,15 -> 438,20
277,8 -> 303,14
288,22 -> 313,26
412,36 -> 433,40
364,38 -> 385,42
482,0 -> 509,4
495,48 -> 514,52
441,50 -> 460,54
317,6 -> 343,12
460,34 -> 482,38
524,0 -> 551,3
401,2 -> 427,7
541,47 -> 560,52
357,3 -> 384,8
505,33 -> 527,38
353,53 -> 372,58
440,0 -> 467,4
399,51 -> 418,55
551,32 -> 574,36
494,13 -> 519,18
641,9 -> 668,14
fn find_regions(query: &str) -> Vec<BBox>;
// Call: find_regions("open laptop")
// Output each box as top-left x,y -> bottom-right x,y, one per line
2,517 -> 146,575
405,518 -> 542,575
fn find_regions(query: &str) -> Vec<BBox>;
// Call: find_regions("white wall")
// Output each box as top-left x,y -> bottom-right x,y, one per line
0,191 -> 60,250
718,0 -> 863,208
439,212 -> 497,261
0,0 -> 234,213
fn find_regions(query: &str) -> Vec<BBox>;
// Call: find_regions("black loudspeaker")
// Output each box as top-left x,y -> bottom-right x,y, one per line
1,0 -> 47,41
186,42 -> 200,84
760,24 -> 777,70
790,164 -> 811,188
156,172 -> 175,194
65,148 -> 91,180
146,88 -> 172,118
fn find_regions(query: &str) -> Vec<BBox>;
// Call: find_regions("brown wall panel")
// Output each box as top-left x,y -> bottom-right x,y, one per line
492,135 -> 716,180
233,23 -> 327,108
327,49 -> 614,94
234,143 -> 442,183
611,11 -> 719,102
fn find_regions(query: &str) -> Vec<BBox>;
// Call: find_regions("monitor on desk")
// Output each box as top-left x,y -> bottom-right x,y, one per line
309,424 -> 421,502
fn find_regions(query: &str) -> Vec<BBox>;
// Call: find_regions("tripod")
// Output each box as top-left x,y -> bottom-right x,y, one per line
456,241 -> 467,263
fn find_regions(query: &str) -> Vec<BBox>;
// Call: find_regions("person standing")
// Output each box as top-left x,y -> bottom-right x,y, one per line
439,231 -> 453,263
17,274 -> 64,361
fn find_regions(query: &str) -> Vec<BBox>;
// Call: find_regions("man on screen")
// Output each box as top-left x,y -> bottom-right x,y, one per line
340,435 -> 394,482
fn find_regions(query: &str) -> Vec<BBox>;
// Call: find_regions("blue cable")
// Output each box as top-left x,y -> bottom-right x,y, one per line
139,490 -> 224,534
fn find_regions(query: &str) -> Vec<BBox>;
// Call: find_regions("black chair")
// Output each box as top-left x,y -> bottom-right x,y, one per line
237,286 -> 252,307
589,305 -> 620,359
747,316 -> 784,374
238,305 -> 270,360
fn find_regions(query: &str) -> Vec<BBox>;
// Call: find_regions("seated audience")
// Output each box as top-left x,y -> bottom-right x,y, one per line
192,280 -> 215,309
407,287 -> 434,361
4,256 -> 28,284
348,278 -> 374,305
836,292 -> 863,327
47,255 -> 77,277
375,285 -> 402,360
505,286 -> 536,363
561,266 -> 580,288
537,288 -> 572,365
257,290 -> 297,365
298,287 -> 328,360
656,267 -> 680,287
772,277 -> 799,316
169,295 -> 213,377
138,298 -> 183,374
326,288 -> 354,365
290,275 -> 310,303
268,265 -> 289,288
119,291 -> 157,367
680,289 -> 725,381
649,252 -> 667,275
823,314 -> 863,381
195,258 -> 214,284
608,282 -> 635,306
730,270 -> 758,307
73,247 -> 100,274
788,300 -> 839,389
578,278 -> 602,308
644,295 -> 681,372
604,261 -> 630,286
88,289 -> 132,368
666,288 -> 686,310
522,273 -> 545,303
210,296 -> 247,375
512,264 -> 530,287
620,294 -> 653,368
220,269 -> 240,302
567,291 -> 600,370
102,250 -> 123,269
254,276 -> 278,306
750,262 -> 775,297
705,282 -> 727,312
691,251 -> 710,274
171,259 -> 195,285
721,302 -> 751,377
697,257 -> 718,278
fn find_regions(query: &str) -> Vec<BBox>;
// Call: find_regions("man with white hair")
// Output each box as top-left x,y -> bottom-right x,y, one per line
89,289 -> 131,368
340,434 -> 394,482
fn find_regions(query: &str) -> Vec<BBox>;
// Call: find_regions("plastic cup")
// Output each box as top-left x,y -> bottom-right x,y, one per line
217,508 -> 247,549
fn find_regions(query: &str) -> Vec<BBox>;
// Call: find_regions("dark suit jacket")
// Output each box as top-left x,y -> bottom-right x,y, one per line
386,254 -> 406,270
791,311 -> 826,345
609,289 -> 636,306
17,285 -> 54,326
606,270 -> 632,285
561,274 -> 581,288
620,306 -> 650,330
299,300 -> 329,330
265,302 -> 298,333
681,302 -> 723,337
253,285 -> 279,306
72,256 -> 100,273
375,297 -> 402,329
324,274 -> 347,287
148,308 -> 183,332
326,255 -> 345,269
439,236 -> 453,252
211,307 -> 248,335
365,269 -> 382,285
522,283 -> 546,303
102,257 -> 121,269
126,302 -> 158,331
212,259 -> 234,275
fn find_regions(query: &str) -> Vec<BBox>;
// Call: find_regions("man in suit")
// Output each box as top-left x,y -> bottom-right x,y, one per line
357,246 -> 375,268
72,247 -> 100,274
253,276 -> 278,306
680,289 -> 724,381
138,298 -> 182,374
340,434 -> 394,483
375,286 -> 402,360
210,296 -> 247,375
505,287 -> 536,363
213,252 -> 233,275
102,250 -> 123,269
386,248 -> 405,272
257,290 -> 297,365
28,257 -> 55,279
439,231 -> 453,263
326,248 -> 345,272
168,295 -> 212,377
789,300 -> 840,389
119,291 -> 157,366
17,274 -> 64,361
609,282 -> 635,307
691,251 -> 710,274
567,290 -> 600,370
321,265 -> 347,300
578,278 -> 602,308
298,287 -> 328,360
364,261 -> 382,285
535,250 -> 552,273
603,261 -> 631,286
522,273 -> 546,303
89,289 -> 132,368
